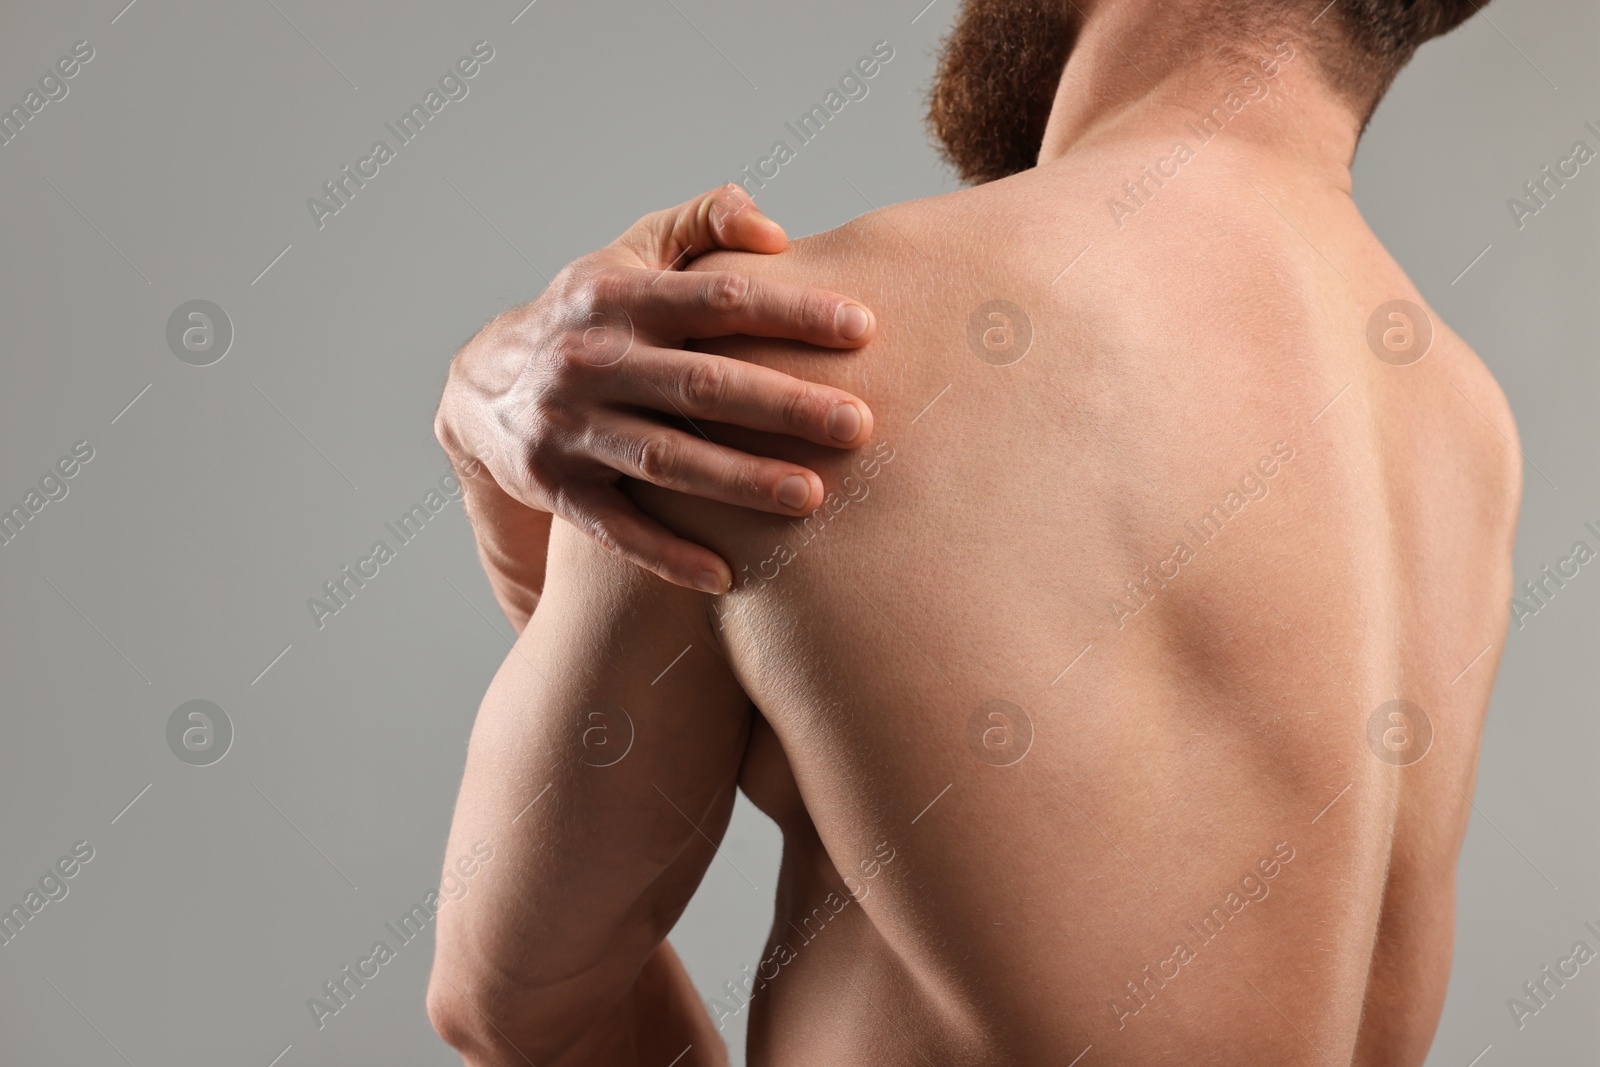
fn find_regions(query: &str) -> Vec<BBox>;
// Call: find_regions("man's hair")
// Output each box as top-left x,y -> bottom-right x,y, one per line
928,0 -> 1490,186
928,0 -> 1079,187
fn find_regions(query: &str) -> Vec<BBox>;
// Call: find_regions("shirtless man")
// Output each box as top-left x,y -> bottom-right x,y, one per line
427,1 -> 1520,1063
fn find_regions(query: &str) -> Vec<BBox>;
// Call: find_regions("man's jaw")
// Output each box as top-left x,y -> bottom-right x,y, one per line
928,0 -> 1361,189
926,0 -> 1082,186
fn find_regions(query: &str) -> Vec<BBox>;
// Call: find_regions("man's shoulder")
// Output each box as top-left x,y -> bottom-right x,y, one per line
690,166 -> 1344,449
787,173 -> 1066,283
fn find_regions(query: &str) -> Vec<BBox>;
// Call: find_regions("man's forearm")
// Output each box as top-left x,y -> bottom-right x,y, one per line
626,941 -> 729,1066
528,943 -> 727,1067
451,452 -> 551,634
427,542 -> 749,1066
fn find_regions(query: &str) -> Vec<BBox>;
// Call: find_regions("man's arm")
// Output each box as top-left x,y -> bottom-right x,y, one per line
446,453 -> 552,635
426,516 -> 752,1066
436,185 -> 877,627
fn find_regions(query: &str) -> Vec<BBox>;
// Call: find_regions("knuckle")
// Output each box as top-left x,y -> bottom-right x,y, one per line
524,403 -> 580,465
586,268 -> 630,310
518,420 -> 553,468
728,458 -> 773,502
681,358 -> 727,411
546,482 -> 577,520
795,293 -> 832,335
546,334 -> 588,376
549,263 -> 591,309
703,272 -> 751,315
710,184 -> 749,224
584,512 -> 624,558
590,522 -> 621,557
634,433 -> 682,484
778,384 -> 817,433
548,262 -> 579,295
534,394 -> 577,432
547,268 -> 607,326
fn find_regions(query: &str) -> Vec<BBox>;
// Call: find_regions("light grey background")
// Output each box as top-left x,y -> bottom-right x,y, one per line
0,1 -> 1593,1064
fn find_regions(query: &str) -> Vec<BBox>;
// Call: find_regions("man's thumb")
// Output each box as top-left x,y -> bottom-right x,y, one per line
619,184 -> 788,269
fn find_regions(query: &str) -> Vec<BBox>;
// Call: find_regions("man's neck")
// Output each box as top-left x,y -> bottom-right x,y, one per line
1035,2 -> 1361,195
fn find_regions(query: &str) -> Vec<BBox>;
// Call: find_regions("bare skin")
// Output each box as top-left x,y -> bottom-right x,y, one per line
429,9 -> 1520,1067
435,183 -> 878,611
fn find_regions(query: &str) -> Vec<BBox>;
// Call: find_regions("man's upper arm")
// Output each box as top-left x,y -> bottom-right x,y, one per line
430,517 -> 753,1051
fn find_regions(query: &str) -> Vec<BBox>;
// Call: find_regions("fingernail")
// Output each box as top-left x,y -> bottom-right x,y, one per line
776,475 -> 811,510
693,570 -> 729,594
826,403 -> 862,443
835,303 -> 870,340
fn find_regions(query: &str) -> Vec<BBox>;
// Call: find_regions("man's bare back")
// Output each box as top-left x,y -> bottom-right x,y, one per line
618,132 -> 1520,1064
428,10 -> 1519,1067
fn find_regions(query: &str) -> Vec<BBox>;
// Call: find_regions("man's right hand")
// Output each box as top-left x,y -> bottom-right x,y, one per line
435,184 -> 877,610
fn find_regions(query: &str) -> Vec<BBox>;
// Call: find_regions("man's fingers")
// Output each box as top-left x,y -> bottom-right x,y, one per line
611,347 -> 873,449
620,185 -> 786,268
614,269 -> 876,348
558,483 -> 735,594
698,184 -> 790,255
589,414 -> 827,517
605,185 -> 877,351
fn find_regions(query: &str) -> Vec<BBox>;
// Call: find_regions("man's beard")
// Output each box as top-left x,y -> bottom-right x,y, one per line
927,0 -> 1082,186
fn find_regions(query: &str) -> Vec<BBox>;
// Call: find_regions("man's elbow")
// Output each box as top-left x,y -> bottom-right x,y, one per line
426,969 -> 553,1066
425,980 -> 480,1060
426,957 -> 618,1066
